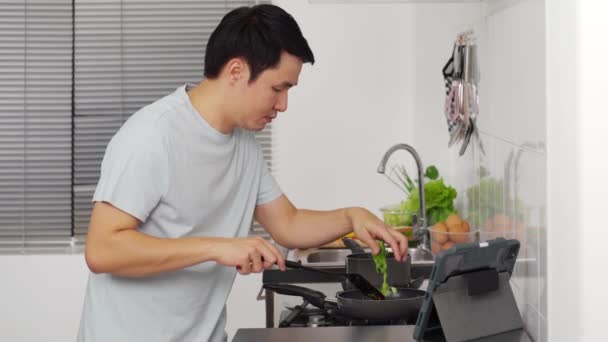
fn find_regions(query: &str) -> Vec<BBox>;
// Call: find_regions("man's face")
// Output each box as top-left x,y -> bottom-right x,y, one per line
234,52 -> 303,131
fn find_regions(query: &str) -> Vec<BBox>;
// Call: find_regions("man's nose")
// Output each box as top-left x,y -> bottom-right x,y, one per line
274,92 -> 288,112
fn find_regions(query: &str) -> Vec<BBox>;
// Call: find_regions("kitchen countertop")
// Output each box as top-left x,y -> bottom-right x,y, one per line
232,326 -> 532,342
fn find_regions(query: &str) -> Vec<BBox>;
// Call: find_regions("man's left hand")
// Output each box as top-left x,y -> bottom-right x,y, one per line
346,207 -> 409,262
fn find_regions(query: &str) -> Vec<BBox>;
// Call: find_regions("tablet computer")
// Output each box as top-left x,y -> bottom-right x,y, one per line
413,238 -> 521,341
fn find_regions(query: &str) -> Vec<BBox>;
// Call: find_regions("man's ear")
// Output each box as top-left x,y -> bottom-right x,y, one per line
225,58 -> 248,84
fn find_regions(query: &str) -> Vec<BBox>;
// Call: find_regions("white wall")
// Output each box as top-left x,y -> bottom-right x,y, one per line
272,0 -> 417,214
574,1 -> 608,341
0,254 -> 88,342
475,2 -> 547,341
545,1 -> 581,341
0,253 -> 264,342
271,1 -> 483,215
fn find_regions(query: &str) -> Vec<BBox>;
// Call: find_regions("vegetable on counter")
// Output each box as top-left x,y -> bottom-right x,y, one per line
400,177 -> 458,225
430,213 -> 474,255
383,164 -> 459,227
465,166 -> 527,228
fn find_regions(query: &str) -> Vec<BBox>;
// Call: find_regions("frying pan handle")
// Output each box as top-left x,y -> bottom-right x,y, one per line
284,260 -> 304,269
342,237 -> 365,254
284,260 -> 340,277
263,283 -> 327,309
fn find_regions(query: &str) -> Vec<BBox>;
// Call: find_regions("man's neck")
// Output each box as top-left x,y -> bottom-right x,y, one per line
187,80 -> 235,134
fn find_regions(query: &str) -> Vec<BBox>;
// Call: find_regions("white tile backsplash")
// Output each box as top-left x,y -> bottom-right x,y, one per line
455,1 -> 546,340
467,132 -> 546,341
478,0 -> 546,149
523,304 -> 541,342
539,314 -> 547,342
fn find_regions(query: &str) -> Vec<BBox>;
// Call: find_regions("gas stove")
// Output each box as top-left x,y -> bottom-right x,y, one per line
277,300 -> 414,328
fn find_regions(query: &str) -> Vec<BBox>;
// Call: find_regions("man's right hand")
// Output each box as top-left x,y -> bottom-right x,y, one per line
210,237 -> 286,275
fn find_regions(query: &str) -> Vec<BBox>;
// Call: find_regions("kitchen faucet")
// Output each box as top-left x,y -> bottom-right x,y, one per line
504,141 -> 545,219
377,144 -> 433,260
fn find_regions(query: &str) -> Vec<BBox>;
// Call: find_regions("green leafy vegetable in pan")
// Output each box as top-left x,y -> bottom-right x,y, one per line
372,241 -> 396,296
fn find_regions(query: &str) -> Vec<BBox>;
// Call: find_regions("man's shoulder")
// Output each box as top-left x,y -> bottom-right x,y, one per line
130,88 -> 183,125
115,88 -> 186,143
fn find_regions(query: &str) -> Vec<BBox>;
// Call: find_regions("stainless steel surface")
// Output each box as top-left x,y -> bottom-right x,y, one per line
232,326 -> 531,342
304,249 -> 352,264
377,143 -> 431,253
291,248 -> 434,267
408,247 -> 434,263
234,326 -> 419,342
307,315 -> 325,328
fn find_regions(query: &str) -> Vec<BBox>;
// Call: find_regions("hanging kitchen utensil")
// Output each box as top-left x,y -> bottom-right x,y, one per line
459,118 -> 475,156
445,79 -> 461,139
442,44 -> 456,95
284,260 -> 386,300
441,30 -> 481,156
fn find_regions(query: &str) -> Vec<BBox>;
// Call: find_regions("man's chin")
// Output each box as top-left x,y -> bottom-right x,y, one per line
244,123 -> 266,132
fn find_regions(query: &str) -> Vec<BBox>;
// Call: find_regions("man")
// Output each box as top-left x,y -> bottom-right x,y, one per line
77,4 -> 408,342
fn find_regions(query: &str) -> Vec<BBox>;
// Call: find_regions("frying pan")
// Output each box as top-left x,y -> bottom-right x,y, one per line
337,287 -> 425,321
263,283 -> 425,322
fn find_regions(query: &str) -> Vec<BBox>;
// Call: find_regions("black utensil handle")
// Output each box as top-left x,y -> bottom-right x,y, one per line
284,260 -> 304,269
346,273 -> 385,300
263,283 -> 326,309
342,237 -> 365,254
285,260 -> 344,277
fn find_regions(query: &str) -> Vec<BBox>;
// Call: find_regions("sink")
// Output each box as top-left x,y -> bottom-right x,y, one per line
291,247 -> 434,267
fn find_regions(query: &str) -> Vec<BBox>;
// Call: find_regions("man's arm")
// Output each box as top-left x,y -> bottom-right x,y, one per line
85,201 -> 285,277
254,195 -> 408,261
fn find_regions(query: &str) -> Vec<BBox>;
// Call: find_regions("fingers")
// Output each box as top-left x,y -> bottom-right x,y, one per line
256,239 -> 286,271
250,250 -> 263,273
237,237 -> 286,275
388,227 -> 409,262
377,226 -> 402,261
258,244 -> 276,269
356,228 -> 380,255
236,256 -> 251,275
264,238 -> 286,271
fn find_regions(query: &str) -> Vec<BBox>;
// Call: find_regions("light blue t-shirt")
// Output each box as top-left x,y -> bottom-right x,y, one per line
77,84 -> 282,342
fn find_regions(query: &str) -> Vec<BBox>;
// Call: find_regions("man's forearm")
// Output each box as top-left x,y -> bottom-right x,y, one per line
86,230 -> 220,277
273,208 -> 354,249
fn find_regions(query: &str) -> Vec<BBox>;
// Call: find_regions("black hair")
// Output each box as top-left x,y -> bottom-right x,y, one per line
204,4 -> 315,82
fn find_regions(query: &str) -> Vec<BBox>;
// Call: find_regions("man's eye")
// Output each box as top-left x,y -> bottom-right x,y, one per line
272,87 -> 281,92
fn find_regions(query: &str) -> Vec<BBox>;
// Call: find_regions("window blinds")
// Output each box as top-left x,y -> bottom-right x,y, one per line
0,0 -> 73,249
1,0 -> 274,248
73,0 -> 267,241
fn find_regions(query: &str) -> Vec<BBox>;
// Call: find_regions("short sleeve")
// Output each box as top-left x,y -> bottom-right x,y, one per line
92,132 -> 168,222
256,158 -> 282,206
